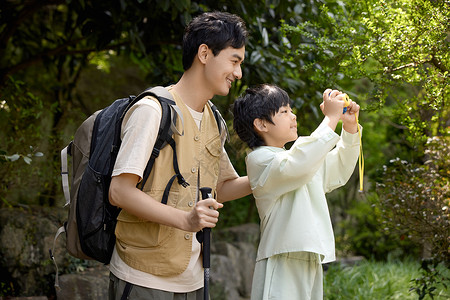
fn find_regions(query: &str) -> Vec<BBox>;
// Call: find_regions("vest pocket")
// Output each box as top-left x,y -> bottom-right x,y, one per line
115,189 -> 178,248
205,137 -> 222,157
203,137 -> 221,178
116,214 -> 175,248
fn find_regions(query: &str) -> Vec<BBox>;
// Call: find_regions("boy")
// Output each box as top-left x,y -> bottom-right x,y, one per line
108,12 -> 252,299
232,84 -> 361,299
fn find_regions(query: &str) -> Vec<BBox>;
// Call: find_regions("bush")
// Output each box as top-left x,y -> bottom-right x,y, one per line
374,135 -> 449,299
335,192 -> 419,260
376,135 -> 449,262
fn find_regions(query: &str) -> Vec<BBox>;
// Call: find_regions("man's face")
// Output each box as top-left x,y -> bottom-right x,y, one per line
204,46 -> 245,96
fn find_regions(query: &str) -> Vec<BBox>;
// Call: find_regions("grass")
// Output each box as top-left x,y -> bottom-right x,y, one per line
324,258 -> 449,300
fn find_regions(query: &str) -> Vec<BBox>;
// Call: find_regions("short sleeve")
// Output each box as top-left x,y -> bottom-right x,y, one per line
217,148 -> 239,185
112,97 -> 162,179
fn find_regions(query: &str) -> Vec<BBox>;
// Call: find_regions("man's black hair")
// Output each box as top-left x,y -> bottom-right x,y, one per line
232,84 -> 293,149
182,11 -> 248,70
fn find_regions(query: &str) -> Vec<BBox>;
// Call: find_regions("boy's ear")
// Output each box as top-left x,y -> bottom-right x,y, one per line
253,118 -> 268,133
198,44 -> 209,64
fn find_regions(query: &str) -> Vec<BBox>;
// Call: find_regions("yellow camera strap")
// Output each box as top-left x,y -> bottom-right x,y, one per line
343,94 -> 364,191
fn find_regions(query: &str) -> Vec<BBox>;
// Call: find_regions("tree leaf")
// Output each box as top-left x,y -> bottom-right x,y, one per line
6,154 -> 20,162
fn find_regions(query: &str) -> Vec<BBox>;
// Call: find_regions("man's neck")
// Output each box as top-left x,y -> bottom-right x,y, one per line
172,71 -> 212,112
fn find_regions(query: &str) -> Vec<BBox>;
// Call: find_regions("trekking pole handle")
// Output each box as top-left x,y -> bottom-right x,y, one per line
200,187 -> 213,207
199,187 -> 212,269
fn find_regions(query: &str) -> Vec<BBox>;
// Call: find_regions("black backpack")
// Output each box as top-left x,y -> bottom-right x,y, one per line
50,86 -> 226,288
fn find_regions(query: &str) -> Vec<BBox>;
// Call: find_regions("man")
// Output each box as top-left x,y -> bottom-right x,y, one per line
108,11 -> 251,299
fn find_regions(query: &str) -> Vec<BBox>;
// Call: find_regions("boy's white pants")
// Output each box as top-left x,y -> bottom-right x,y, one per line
250,251 -> 323,300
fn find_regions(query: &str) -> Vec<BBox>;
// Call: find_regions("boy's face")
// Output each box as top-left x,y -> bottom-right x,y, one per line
204,46 -> 245,96
259,104 -> 298,148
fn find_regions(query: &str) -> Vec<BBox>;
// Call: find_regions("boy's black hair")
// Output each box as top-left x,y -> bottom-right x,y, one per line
232,84 -> 293,149
182,11 -> 248,70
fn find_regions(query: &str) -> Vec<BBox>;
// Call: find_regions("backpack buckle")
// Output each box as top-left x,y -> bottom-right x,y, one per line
151,148 -> 160,159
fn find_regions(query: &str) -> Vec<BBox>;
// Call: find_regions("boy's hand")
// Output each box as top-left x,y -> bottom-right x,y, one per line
341,99 -> 360,133
321,89 -> 344,121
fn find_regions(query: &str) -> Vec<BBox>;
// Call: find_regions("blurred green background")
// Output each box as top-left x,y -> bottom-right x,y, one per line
1,0 -> 448,298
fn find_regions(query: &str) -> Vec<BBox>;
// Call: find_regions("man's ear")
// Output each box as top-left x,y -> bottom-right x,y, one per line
253,118 -> 268,133
198,44 -> 209,64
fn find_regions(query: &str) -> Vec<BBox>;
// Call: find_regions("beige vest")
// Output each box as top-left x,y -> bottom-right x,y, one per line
115,91 -> 221,276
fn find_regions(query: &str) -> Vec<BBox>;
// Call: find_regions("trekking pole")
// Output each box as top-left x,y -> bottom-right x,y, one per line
199,187 -> 212,300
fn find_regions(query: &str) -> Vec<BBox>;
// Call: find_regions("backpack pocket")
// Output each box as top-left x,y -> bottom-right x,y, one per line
76,164 -> 120,263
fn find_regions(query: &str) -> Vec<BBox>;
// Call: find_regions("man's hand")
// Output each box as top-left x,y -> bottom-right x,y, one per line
184,198 -> 223,232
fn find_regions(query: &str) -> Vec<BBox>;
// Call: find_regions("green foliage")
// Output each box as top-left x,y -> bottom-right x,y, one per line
281,0 -> 449,142
376,135 -> 450,263
0,147 -> 44,207
335,192 -> 419,260
0,77 -> 44,144
0,148 -> 44,165
0,77 -> 45,206
0,280 -> 14,297
324,258 -> 449,300
240,0 -> 342,134
1,1 -> 211,208
410,259 -> 450,300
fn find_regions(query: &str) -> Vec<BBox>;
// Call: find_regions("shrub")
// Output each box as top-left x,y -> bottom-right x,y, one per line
376,135 -> 449,262
335,192 -> 419,260
376,135 -> 449,299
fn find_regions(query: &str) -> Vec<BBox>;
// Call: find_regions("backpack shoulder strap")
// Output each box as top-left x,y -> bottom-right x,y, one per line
130,86 -> 184,137
208,100 -> 229,143
146,86 -> 184,136
137,87 -> 186,190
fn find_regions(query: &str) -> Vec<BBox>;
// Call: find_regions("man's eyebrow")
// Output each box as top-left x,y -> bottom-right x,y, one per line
232,53 -> 244,61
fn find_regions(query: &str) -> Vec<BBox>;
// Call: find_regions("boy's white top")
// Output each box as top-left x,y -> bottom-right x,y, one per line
246,123 -> 361,264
